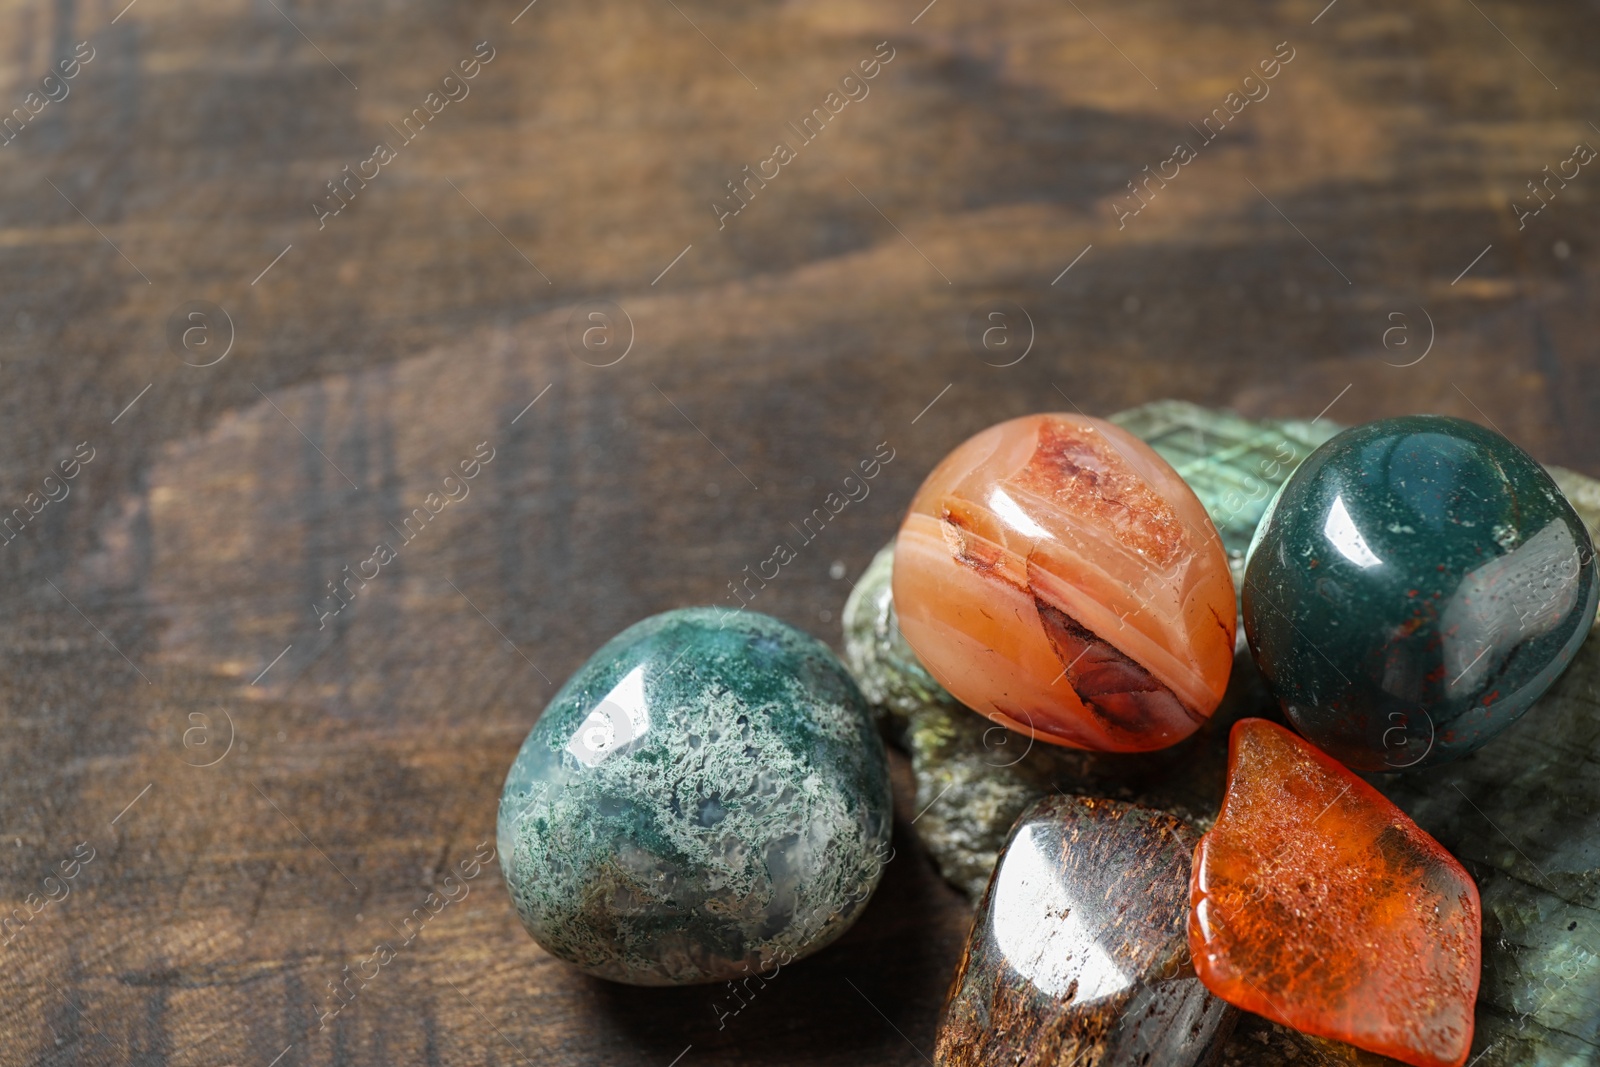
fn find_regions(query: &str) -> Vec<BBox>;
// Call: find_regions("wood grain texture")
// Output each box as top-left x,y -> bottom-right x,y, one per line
0,0 -> 1594,1062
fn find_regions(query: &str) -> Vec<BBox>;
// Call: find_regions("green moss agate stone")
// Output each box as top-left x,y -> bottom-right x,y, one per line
1243,415 -> 1598,771
497,608 -> 892,985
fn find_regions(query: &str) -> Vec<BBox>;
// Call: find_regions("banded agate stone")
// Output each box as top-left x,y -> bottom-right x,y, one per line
1190,719 -> 1481,1067
938,795 -> 1237,1067
893,413 -> 1235,752
497,609 -> 891,985
1243,415 -> 1599,770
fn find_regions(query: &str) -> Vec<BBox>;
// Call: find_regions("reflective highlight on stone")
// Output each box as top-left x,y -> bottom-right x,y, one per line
1243,415 -> 1598,770
498,608 -> 892,985
1190,719 -> 1481,1067
893,413 -> 1236,752
937,795 -> 1236,1067
854,406 -> 1600,1066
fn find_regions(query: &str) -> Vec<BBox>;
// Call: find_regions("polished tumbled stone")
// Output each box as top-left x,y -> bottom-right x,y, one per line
894,412 -> 1237,752
851,406 -> 1600,1065
849,402 -> 1321,899
938,795 -> 1237,1067
1190,719 -> 1481,1067
498,608 -> 892,985
1243,415 -> 1598,771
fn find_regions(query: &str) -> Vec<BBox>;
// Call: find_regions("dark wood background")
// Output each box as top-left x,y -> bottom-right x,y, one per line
0,0 -> 1595,1062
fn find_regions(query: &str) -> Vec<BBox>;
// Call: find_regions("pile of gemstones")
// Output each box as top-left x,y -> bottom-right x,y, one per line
499,401 -> 1600,1067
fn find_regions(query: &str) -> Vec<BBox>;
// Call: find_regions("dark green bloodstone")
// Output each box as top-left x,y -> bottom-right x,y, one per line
497,608 -> 892,985
936,795 -> 1237,1067
1242,415 -> 1598,771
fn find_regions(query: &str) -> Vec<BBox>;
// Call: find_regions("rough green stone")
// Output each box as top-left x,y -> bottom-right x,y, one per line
841,541 -> 959,727
498,608 -> 892,985
1110,400 -> 1340,588
902,699 -> 1088,900
1243,415 -> 1598,771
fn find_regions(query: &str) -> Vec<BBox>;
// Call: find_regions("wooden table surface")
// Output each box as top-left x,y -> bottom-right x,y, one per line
0,0 -> 1595,1062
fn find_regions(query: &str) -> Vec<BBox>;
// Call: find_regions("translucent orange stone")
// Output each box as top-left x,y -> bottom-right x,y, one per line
892,413 -> 1235,751
1189,719 -> 1481,1067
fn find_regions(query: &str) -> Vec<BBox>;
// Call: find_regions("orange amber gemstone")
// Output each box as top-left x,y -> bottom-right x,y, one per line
892,413 -> 1235,751
1189,719 -> 1481,1067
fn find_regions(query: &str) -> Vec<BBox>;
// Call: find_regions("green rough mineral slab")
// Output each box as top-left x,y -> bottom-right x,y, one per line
1109,400 -> 1341,581
841,542 -> 959,727
848,403 -> 1600,1066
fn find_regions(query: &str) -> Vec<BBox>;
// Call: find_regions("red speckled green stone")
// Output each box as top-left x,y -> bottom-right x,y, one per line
1243,415 -> 1597,770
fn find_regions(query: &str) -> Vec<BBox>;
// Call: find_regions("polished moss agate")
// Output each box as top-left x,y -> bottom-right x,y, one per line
1243,415 -> 1598,771
498,608 -> 892,985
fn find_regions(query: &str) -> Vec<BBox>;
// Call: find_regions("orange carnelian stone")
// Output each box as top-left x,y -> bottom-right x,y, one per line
1189,719 -> 1481,1067
892,413 -> 1235,752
